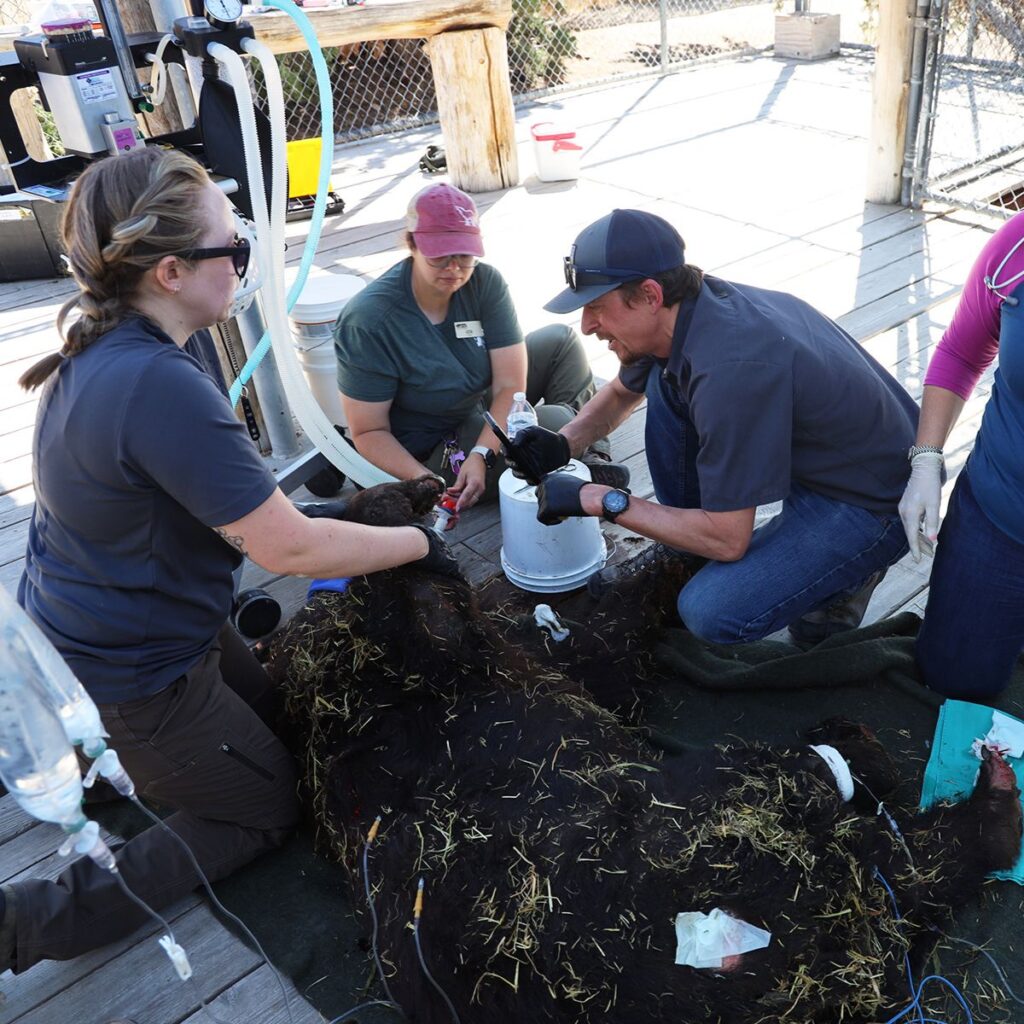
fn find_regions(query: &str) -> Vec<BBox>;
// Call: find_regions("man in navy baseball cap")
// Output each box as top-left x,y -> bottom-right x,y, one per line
545,209 -> 685,314
501,208 -> 920,646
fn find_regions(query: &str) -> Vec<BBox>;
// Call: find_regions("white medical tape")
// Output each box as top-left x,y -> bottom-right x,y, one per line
809,743 -> 855,802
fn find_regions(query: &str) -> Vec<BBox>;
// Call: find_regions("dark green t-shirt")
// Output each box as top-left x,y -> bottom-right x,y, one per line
334,258 -> 522,457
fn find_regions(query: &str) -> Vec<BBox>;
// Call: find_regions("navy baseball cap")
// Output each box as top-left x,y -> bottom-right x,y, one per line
544,209 -> 686,314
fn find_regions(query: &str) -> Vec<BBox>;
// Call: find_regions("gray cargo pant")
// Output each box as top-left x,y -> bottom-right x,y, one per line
4,625 -> 299,972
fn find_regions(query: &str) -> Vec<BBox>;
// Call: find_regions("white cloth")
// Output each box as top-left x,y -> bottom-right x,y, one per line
674,908 -> 771,969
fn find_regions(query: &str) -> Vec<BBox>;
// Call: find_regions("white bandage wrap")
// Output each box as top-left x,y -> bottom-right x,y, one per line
809,744 -> 855,802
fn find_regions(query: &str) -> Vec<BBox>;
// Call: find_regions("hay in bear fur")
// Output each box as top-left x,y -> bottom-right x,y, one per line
268,480 -> 1022,1024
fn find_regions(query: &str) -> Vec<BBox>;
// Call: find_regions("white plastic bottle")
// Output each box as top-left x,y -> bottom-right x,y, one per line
0,656 -> 87,830
0,588 -> 107,756
506,392 -> 538,441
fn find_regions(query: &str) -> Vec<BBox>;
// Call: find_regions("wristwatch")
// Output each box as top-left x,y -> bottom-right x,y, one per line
470,445 -> 496,470
601,488 -> 630,523
907,444 -> 943,461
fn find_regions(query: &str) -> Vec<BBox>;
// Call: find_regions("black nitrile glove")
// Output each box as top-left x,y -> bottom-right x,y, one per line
536,472 -> 589,526
411,525 -> 463,579
296,499 -> 350,520
505,426 -> 571,486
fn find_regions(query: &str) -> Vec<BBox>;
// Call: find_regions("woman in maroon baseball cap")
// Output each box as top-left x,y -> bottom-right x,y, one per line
333,182 -> 608,516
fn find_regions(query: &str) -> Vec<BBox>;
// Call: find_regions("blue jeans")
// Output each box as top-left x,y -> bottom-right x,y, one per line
917,465 -> 1024,697
644,366 -> 909,643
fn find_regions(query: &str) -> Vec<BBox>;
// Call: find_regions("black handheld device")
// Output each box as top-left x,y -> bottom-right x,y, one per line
483,410 -> 514,453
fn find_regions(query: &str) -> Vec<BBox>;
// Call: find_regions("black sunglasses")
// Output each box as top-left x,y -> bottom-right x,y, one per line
562,254 -> 645,292
178,236 -> 251,279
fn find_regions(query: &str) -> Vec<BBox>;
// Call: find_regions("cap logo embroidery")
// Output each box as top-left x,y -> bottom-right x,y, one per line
454,204 -> 477,226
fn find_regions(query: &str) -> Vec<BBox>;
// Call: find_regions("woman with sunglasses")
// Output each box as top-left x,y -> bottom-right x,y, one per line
334,182 -> 608,515
7,147 -> 457,973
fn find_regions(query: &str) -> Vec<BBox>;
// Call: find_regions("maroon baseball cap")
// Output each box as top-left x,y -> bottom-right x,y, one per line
405,183 -> 485,259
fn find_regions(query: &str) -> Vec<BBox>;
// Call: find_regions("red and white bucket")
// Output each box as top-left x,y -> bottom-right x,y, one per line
530,122 -> 582,182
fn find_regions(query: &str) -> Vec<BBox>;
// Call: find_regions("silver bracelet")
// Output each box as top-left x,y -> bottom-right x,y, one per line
907,444 -> 943,461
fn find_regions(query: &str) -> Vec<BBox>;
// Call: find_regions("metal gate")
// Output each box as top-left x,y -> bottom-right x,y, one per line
906,0 -> 1024,218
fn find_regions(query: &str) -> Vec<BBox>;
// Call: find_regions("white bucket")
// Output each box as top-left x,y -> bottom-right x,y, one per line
531,121 -> 582,183
499,461 -> 607,593
288,272 -> 366,428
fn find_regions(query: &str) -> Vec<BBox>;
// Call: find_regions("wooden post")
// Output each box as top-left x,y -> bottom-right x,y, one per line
427,27 -> 519,193
866,0 -> 915,203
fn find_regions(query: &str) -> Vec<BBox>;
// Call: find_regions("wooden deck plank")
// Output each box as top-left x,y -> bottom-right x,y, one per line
178,963 -> 324,1024
0,796 -> 40,846
0,895 -> 202,1023
10,903 -> 261,1024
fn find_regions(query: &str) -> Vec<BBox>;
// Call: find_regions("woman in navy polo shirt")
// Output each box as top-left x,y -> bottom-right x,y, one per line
5,147 -> 455,973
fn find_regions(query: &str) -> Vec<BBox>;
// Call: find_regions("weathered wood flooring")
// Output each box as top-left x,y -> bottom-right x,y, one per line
0,49 -> 1013,1023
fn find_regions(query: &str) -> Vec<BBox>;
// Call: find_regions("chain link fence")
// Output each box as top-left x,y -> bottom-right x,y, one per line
251,0 -> 773,144
911,0 -> 1024,216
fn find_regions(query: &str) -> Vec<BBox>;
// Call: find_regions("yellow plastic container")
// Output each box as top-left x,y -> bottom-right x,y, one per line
286,138 -> 332,199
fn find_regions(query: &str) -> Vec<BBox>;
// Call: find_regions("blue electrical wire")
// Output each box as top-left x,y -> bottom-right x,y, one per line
874,868 -> 974,1024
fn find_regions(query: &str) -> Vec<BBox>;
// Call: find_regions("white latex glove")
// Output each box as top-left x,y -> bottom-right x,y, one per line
898,451 -> 943,561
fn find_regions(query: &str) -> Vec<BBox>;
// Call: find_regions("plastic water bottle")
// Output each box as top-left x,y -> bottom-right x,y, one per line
506,392 -> 538,442
0,588 -> 107,756
0,651 -> 87,830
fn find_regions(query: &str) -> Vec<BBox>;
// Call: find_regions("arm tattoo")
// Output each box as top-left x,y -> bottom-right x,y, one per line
214,526 -> 249,557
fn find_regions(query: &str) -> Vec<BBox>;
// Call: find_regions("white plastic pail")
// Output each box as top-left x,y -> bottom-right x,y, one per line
288,272 -> 365,428
499,461 -> 607,593
531,121 -> 582,183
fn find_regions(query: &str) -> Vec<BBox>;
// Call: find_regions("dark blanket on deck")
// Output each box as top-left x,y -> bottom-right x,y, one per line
144,613 -> 1024,1023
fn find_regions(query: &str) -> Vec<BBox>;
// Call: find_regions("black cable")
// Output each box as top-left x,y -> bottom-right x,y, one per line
130,796 -> 295,1024
362,820 -> 401,1008
934,929 -> 1024,1006
412,900 -> 462,1024
113,870 -> 231,1024
326,999 -> 406,1024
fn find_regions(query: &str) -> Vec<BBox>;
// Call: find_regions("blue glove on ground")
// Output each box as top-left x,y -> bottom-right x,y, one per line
505,426 -> 571,486
536,473 -> 589,526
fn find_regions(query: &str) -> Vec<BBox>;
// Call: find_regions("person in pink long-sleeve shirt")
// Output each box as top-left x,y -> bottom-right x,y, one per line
900,209 -> 1024,696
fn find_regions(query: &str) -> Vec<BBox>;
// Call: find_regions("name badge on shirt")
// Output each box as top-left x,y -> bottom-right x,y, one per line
455,321 -> 486,348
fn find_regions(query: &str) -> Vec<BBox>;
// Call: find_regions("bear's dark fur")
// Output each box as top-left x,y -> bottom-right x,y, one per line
270,478 -> 1022,1024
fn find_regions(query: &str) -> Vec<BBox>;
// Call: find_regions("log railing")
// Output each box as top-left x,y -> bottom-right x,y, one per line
246,0 -> 518,191
1,0 -> 519,193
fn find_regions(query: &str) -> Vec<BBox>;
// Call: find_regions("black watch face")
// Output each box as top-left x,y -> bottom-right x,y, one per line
603,489 -> 629,516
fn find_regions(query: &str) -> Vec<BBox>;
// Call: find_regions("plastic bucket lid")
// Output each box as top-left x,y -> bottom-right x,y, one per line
289,272 -> 365,324
531,121 -> 576,142
500,545 -> 607,593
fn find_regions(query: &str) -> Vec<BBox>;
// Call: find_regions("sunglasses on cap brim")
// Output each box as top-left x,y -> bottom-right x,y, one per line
177,236 -> 251,279
562,255 -> 647,292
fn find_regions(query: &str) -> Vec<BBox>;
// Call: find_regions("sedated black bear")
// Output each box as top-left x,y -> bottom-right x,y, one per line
270,477 -> 1022,1024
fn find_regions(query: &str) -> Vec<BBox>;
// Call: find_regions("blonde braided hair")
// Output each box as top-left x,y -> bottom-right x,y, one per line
20,148 -> 210,390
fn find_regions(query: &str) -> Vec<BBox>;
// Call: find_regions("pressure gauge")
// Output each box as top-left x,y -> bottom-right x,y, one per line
205,0 -> 243,26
